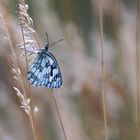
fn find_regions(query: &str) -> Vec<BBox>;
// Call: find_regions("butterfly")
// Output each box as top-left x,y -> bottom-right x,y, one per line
27,40 -> 63,88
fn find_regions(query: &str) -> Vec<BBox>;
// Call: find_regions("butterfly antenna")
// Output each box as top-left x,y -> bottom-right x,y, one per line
45,32 -> 49,45
49,39 -> 63,48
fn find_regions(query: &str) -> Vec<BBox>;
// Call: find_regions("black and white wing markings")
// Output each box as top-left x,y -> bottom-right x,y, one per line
27,47 -> 62,88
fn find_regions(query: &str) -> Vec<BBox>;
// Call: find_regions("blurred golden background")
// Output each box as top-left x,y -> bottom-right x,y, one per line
0,0 -> 138,140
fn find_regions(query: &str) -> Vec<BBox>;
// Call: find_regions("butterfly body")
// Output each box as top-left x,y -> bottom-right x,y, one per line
28,44 -> 62,88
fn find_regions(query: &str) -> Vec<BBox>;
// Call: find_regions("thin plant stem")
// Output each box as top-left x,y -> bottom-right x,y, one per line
51,90 -> 68,140
98,0 -> 108,140
136,0 -> 140,130
20,18 -> 38,140
28,113 -> 38,140
1,14 -> 38,140
18,4 -> 38,140
0,16 -> 27,99
19,13 -> 34,107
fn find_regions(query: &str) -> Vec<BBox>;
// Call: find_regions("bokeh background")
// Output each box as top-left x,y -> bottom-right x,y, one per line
0,0 -> 138,140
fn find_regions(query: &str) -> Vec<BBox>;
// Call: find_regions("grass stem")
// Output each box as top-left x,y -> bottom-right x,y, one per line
98,0 -> 108,140
136,0 -> 140,132
51,90 -> 68,140
17,0 -> 38,139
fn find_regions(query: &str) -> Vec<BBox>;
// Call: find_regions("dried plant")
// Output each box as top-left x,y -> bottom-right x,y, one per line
15,0 -> 40,140
98,0 -> 108,140
16,1 -> 68,140
0,0 -> 40,140
16,0 -> 40,63
0,13 -> 38,140
0,0 -> 68,140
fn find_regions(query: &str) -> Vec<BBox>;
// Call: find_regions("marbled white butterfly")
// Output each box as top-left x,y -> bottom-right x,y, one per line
27,35 -> 63,88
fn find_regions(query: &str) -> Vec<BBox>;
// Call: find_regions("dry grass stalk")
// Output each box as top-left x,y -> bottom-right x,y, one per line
0,14 -> 38,140
136,0 -> 140,138
16,0 -> 40,49
16,1 -> 67,140
98,0 -> 108,140
16,0 -> 38,61
51,90 -> 68,140
16,0 -> 39,140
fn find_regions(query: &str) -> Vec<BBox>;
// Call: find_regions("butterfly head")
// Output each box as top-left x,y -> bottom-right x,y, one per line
45,43 -> 49,51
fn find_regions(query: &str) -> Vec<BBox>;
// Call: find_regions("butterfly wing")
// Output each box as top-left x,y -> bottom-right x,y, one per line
27,49 -> 62,88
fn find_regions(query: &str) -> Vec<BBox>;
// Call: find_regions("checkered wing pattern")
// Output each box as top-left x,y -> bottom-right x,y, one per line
27,48 -> 62,88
